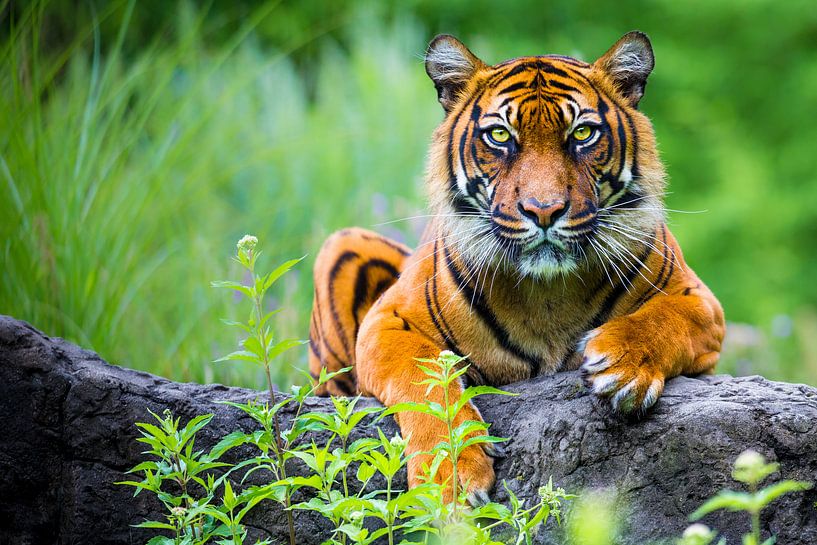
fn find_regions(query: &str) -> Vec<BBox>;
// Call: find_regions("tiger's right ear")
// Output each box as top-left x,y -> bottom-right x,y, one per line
425,35 -> 485,112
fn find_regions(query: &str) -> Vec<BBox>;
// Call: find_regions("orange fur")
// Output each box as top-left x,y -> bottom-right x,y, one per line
308,32 -> 725,499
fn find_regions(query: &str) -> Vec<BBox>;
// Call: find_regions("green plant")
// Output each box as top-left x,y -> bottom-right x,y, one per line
685,449 -> 812,545
116,408 -> 272,545
210,234 -> 306,544
382,351 -> 574,545
565,490 -> 619,545
122,237 -> 574,545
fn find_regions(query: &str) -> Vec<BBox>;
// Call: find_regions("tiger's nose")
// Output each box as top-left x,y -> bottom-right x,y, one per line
518,198 -> 567,229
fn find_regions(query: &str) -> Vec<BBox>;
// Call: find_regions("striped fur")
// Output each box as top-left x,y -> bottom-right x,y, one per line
308,32 -> 725,500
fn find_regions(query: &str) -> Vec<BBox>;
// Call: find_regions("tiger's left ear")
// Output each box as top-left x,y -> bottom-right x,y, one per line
593,31 -> 655,108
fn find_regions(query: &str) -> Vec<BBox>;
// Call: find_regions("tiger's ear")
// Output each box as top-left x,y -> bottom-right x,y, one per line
593,31 -> 655,108
425,34 -> 485,112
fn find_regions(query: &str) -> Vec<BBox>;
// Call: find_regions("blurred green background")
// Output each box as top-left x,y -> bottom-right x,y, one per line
2,0 -> 816,389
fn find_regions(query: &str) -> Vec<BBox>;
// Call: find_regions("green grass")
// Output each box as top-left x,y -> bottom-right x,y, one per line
0,3 -> 437,387
2,1 -> 816,388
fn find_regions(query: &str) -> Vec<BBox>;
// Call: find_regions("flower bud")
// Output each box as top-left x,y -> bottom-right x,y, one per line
679,523 -> 716,545
237,234 -> 258,253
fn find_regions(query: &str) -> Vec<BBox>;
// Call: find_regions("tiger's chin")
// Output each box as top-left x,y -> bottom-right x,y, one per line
516,243 -> 580,279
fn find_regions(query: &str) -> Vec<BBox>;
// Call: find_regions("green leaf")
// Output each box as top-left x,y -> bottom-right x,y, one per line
261,257 -> 305,292
754,480 -> 812,509
223,479 -> 236,510
690,490 -> 754,520
242,336 -> 265,358
134,520 -> 176,530
209,430 -> 253,458
454,386 -> 516,414
210,280 -> 253,297
267,338 -> 307,361
380,402 -> 430,418
214,350 -> 261,364
460,435 -> 507,451
356,462 -> 375,484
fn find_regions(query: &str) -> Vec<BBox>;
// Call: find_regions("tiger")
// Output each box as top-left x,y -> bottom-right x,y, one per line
308,31 -> 725,502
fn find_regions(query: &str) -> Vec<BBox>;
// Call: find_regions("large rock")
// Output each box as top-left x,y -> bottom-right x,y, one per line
0,315 -> 815,545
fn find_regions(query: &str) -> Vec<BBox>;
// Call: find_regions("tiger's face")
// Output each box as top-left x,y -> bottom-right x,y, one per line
425,33 -> 666,279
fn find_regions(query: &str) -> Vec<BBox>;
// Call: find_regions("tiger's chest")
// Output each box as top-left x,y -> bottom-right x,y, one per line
402,247 -> 601,386
450,283 -> 596,385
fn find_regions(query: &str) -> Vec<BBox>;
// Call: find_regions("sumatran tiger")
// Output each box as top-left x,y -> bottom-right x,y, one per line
308,32 -> 725,502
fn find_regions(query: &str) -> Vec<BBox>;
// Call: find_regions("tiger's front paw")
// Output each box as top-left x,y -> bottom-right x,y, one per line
578,321 -> 667,415
401,411 -> 496,504
407,442 -> 496,505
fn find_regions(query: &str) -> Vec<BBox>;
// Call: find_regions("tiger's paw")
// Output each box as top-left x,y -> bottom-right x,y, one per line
407,440 -> 497,505
578,323 -> 667,415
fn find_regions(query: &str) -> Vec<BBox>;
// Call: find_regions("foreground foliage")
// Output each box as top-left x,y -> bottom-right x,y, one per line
120,238 -> 813,544
120,237 -> 571,544
680,450 -> 812,545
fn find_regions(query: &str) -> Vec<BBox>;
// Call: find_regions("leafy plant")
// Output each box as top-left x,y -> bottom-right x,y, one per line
116,408 -> 271,545
383,351 -> 574,545
210,234 -> 306,545
684,449 -> 812,545
122,237 -> 575,545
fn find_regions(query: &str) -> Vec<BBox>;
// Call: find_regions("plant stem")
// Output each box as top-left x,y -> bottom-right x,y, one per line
752,509 -> 761,544
387,474 -> 394,545
750,482 -> 760,544
442,372 -> 458,519
250,259 -> 295,545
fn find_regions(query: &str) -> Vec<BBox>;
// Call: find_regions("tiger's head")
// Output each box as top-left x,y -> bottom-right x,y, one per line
424,32 -> 666,279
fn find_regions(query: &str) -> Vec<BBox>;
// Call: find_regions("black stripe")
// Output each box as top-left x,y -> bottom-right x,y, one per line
497,80 -> 530,96
443,245 -> 541,374
313,286 -> 350,371
333,376 -> 356,396
327,251 -> 359,360
360,232 -> 411,257
424,241 -> 463,354
351,258 -> 400,336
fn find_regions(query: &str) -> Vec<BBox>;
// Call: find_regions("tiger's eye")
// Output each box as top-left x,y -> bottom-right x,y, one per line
572,125 -> 594,141
490,127 -> 511,143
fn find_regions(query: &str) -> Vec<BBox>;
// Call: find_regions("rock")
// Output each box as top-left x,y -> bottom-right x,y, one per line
0,315 -> 815,544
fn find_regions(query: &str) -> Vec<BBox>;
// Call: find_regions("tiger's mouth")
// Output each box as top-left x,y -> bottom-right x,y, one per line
490,223 -> 589,278
514,234 -> 583,278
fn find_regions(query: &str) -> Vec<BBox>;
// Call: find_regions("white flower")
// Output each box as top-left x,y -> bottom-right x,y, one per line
682,524 -> 713,539
734,449 -> 765,472
236,234 -> 258,252
680,523 -> 716,545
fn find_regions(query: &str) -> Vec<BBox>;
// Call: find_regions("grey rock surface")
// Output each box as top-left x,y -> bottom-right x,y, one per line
1,314 -> 816,545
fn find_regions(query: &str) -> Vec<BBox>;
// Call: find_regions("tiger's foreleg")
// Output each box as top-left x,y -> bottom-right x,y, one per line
308,228 -> 410,396
356,308 -> 496,503
579,228 -> 725,414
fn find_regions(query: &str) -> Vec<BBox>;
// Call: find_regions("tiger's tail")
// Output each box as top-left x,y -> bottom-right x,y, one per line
309,228 -> 410,396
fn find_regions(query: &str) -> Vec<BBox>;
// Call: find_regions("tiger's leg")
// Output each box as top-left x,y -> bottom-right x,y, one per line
579,226 -> 725,414
356,310 -> 496,503
309,228 -> 411,396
